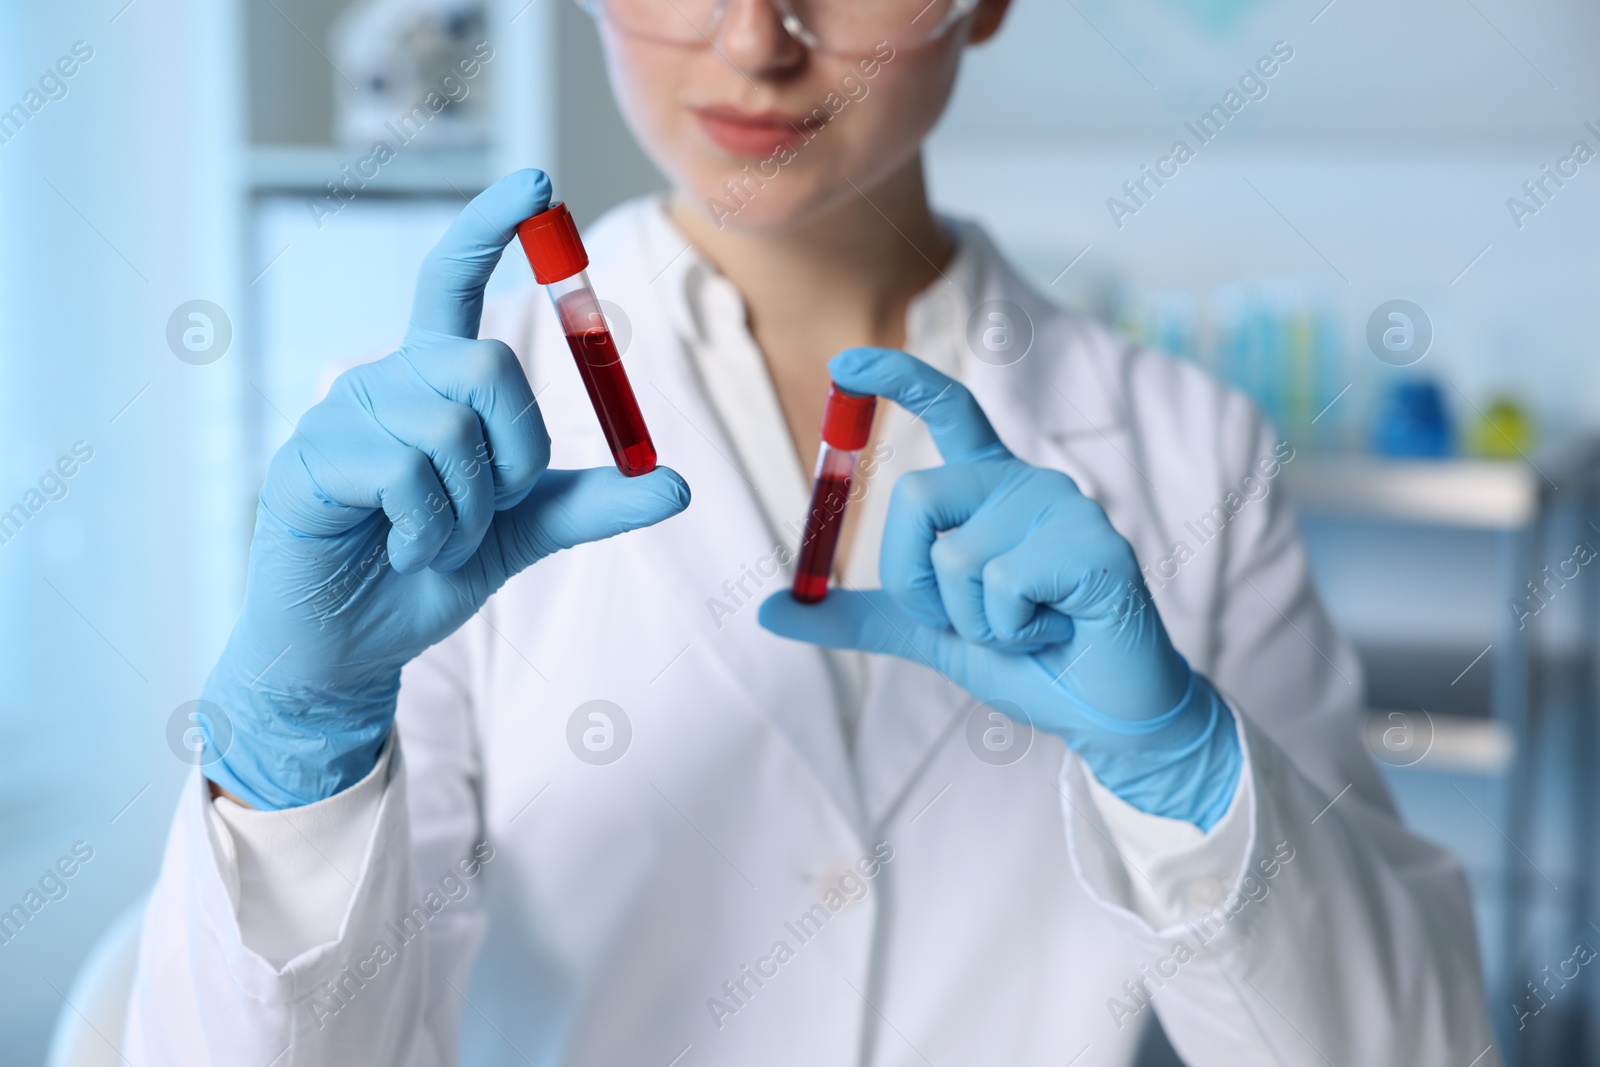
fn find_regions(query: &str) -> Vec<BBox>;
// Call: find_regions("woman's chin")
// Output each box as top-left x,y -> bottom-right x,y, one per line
676,176 -> 869,237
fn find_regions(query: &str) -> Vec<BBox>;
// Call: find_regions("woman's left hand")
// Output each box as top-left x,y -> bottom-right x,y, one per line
759,347 -> 1241,830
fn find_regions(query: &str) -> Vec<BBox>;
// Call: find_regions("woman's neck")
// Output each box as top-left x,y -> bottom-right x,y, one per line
666,154 -> 953,359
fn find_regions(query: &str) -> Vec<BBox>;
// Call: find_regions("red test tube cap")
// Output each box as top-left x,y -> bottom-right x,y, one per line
517,202 -> 589,284
820,383 -> 876,450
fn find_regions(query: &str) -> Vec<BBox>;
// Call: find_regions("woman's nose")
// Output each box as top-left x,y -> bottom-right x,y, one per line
714,0 -> 808,77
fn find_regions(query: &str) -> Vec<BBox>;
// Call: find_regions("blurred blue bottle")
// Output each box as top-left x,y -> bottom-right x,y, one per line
1373,379 -> 1453,457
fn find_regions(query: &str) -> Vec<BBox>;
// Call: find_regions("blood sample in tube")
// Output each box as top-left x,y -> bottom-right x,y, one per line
792,384 -> 876,604
517,202 -> 657,477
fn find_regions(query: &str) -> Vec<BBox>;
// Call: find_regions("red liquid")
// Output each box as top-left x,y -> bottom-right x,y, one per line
791,472 -> 852,603
563,326 -> 657,477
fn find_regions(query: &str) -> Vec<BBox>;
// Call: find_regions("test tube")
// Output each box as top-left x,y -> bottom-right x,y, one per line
791,383 -> 877,604
517,202 -> 657,477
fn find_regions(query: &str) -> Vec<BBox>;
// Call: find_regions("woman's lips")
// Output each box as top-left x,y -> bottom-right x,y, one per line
693,106 -> 826,157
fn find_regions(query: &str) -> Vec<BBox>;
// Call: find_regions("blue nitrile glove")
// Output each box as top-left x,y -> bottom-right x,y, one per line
200,170 -> 690,810
759,348 -> 1240,830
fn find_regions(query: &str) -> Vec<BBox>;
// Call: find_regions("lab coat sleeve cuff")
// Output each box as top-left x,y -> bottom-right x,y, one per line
127,730 -> 439,1063
206,737 -> 395,968
1060,709 -> 1256,932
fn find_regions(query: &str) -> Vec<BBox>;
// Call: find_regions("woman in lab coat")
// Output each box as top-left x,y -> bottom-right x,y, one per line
127,0 -> 1497,1063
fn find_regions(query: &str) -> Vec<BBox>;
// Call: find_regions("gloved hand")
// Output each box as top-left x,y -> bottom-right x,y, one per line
201,170 -> 690,810
759,348 -> 1240,830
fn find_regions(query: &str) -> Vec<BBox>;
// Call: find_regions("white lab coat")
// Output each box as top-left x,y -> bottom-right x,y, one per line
125,199 -> 1497,1066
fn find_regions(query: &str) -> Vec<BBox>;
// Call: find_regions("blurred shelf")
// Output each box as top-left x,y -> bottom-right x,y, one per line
1365,710 -> 1514,775
247,144 -> 495,197
1287,458 -> 1538,529
1286,438 -> 1600,530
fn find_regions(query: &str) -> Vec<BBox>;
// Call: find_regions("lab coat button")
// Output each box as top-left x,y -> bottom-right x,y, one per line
815,863 -> 861,904
1183,875 -> 1230,911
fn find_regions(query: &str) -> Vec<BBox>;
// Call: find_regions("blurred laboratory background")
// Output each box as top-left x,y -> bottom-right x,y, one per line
2,0 -> 1598,1064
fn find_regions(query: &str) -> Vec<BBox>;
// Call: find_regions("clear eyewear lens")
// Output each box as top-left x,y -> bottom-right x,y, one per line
794,0 -> 978,51
579,0 -> 979,53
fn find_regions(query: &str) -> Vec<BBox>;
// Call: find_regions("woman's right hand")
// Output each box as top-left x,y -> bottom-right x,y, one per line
199,170 -> 690,810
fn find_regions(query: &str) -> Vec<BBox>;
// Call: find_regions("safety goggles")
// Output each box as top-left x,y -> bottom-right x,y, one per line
573,0 -> 982,55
